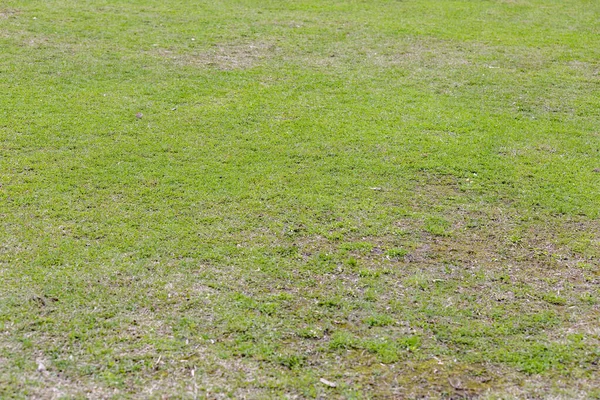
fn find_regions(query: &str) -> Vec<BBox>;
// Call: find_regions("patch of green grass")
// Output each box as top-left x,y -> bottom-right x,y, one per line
364,314 -> 395,327
330,333 -> 421,364
1,0 -> 600,397
329,331 -> 358,351
425,216 -> 452,237
386,247 -> 408,258
540,292 -> 568,306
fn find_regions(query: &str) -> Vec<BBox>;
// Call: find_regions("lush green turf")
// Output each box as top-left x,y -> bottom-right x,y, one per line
1,0 -> 599,398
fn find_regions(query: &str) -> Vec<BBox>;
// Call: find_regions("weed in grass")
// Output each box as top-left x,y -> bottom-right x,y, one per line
345,257 -> 358,268
277,353 -> 306,370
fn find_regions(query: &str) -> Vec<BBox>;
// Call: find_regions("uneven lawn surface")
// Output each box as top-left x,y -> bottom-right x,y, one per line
1,0 -> 599,398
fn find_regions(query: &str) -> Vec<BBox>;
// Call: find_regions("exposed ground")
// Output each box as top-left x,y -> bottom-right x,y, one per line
1,0 -> 599,398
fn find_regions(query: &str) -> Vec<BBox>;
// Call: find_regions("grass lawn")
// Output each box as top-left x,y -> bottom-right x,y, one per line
1,0 -> 599,398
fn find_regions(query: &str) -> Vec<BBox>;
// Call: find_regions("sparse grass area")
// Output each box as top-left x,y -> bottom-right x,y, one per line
1,0 -> 599,398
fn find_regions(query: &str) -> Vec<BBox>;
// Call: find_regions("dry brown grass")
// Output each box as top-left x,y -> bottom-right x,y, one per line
152,42 -> 277,71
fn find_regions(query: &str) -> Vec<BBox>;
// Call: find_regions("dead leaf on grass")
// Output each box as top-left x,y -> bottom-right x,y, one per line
320,378 -> 337,387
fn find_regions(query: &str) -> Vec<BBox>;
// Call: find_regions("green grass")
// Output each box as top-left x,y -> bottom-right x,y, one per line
1,0 -> 599,398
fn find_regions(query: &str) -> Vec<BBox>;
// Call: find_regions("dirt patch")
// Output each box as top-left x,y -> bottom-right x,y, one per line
0,9 -> 20,19
292,37 -> 479,70
153,42 -> 277,70
368,39 -> 473,69
568,60 -> 600,78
